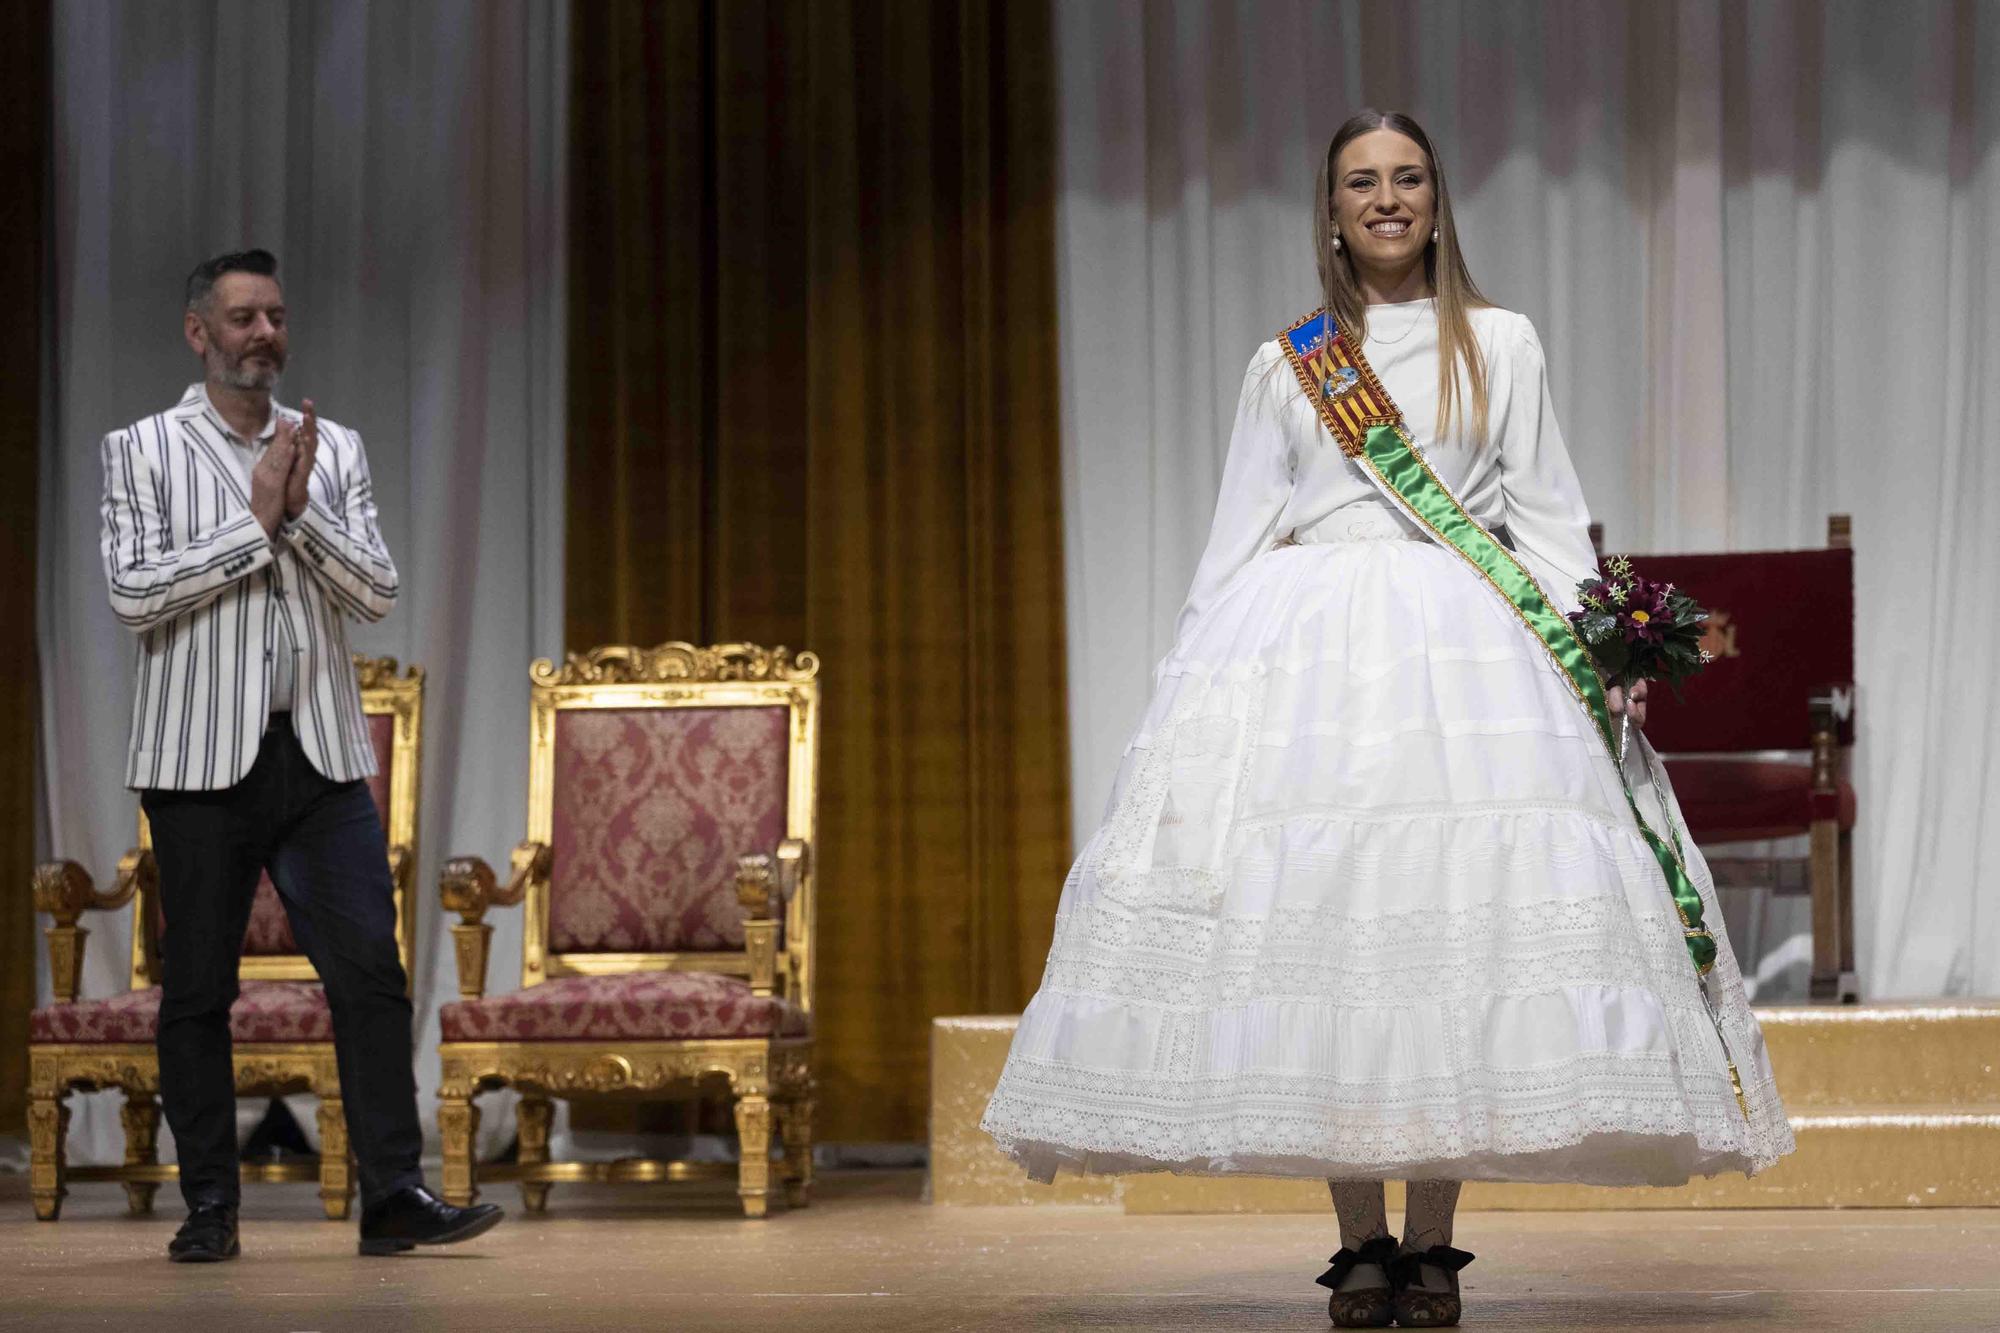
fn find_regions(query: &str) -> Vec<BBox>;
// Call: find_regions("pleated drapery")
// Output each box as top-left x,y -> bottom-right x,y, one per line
37,0 -> 568,1166
1053,0 -> 2000,998
566,1 -> 1071,1142
0,0 -> 50,1136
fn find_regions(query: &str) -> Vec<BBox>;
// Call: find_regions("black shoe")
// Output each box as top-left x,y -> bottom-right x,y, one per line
1389,1244 -> 1475,1328
1317,1235 -> 1398,1327
358,1185 -> 503,1256
167,1202 -> 240,1263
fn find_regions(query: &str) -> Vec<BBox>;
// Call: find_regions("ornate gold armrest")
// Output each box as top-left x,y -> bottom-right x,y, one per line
439,840 -> 549,1000
738,839 -> 810,998
32,850 -> 154,1003
736,855 -> 781,997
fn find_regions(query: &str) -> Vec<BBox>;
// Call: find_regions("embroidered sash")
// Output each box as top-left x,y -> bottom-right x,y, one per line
1276,307 -> 1749,1115
1276,308 -> 1722,971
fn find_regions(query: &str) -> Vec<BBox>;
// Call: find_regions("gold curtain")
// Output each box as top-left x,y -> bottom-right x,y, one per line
0,0 -> 48,1133
567,0 -> 1069,1142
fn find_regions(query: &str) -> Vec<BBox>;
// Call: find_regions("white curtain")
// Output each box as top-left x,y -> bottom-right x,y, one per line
1055,0 -> 2000,996
40,0 -> 567,1166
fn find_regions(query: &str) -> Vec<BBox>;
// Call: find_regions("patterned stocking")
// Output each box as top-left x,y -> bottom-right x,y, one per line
1400,1179 -> 1464,1291
1326,1179 -> 1392,1294
1329,1179 -> 1390,1249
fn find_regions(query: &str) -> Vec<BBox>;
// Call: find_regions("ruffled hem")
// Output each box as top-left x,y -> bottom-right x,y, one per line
985,539 -> 1796,1184
988,1119 -> 1788,1188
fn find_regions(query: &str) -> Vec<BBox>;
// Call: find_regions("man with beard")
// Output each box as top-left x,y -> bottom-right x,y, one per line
97,250 -> 502,1261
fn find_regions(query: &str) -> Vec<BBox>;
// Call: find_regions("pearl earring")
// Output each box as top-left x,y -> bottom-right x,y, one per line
1432,225 -> 1440,243
1333,233 -> 1343,252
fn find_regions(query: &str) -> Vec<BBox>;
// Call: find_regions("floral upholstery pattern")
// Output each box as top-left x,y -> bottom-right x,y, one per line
548,706 -> 790,953
30,980 -> 334,1045
174,712 -> 397,958
439,970 -> 807,1043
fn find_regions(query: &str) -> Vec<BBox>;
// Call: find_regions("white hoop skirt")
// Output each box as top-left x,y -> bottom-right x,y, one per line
983,534 -> 1795,1185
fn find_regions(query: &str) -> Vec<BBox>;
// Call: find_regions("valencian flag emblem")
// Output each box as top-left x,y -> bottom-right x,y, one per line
1277,310 -> 1398,458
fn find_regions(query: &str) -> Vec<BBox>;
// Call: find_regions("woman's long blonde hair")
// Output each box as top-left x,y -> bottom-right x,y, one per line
1312,110 -> 1492,446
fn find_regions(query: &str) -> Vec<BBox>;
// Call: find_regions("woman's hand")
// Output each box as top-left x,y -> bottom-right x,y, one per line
1606,678 -> 1649,730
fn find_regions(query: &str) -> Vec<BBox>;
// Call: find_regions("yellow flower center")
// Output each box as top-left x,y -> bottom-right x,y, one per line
1630,610 -> 1651,623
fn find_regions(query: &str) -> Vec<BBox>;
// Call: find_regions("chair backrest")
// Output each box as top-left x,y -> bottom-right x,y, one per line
522,642 -> 820,1014
130,656 -> 425,988
1607,517 -> 1854,754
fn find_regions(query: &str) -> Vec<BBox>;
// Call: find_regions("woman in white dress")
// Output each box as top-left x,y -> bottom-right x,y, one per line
980,110 -> 1795,1327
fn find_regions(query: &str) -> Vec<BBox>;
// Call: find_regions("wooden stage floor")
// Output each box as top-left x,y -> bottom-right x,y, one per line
4,1170 -> 1997,1331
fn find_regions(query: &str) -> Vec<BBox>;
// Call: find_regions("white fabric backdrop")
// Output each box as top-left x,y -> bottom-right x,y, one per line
1054,0 -> 2000,996
39,0 -> 568,1166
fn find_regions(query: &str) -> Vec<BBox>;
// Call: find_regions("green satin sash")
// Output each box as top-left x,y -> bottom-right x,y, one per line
1274,308 -> 1746,1120
1357,421 -> 1717,975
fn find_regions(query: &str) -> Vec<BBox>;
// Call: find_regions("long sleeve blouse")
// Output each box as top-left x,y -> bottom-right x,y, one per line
1175,299 -> 1601,642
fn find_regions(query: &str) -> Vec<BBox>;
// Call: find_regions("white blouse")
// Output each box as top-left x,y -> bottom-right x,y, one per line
1175,299 -> 1602,641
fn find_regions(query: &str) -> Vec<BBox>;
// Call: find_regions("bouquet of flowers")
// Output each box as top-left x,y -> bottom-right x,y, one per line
1568,556 -> 1713,754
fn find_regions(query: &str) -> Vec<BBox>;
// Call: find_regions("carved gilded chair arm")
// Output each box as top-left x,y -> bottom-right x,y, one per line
32,850 -> 154,1003
438,841 -> 548,999
736,854 -> 781,997
439,841 -> 549,923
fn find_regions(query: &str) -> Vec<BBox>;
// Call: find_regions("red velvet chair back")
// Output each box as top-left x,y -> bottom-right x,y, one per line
547,705 -> 793,954
1611,545 -> 1854,753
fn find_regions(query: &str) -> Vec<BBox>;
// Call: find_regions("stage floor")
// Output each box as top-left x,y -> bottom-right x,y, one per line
3,1170 -> 1996,1331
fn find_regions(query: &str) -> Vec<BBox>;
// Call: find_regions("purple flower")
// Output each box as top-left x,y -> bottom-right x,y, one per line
1619,581 -> 1670,644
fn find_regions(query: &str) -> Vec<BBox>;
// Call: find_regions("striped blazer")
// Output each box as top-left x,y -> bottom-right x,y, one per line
99,385 -> 400,791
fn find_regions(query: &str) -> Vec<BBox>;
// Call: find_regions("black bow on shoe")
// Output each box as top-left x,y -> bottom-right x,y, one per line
1390,1244 -> 1476,1284
1315,1235 -> 1401,1290
1389,1243 -> 1476,1288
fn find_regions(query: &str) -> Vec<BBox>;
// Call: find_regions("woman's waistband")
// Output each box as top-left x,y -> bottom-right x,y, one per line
1290,514 -> 1429,545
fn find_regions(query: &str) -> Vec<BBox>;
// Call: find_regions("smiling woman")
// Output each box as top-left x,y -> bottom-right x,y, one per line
983,108 -> 1795,1329
1313,110 -> 1491,451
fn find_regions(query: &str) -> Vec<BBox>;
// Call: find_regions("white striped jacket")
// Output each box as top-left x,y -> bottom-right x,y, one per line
99,385 -> 399,790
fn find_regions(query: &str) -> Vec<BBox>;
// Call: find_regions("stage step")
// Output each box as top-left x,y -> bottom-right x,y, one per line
929,1004 -> 2000,1210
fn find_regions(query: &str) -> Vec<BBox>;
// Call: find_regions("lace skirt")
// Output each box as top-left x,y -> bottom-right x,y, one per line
982,534 -> 1795,1185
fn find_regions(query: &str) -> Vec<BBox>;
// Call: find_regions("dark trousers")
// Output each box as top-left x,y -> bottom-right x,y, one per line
142,719 -> 423,1210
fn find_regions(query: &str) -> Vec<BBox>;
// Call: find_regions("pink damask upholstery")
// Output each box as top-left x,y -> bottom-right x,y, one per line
439,971 -> 807,1043
185,713 -> 398,958
29,980 -> 334,1045
547,706 -> 791,954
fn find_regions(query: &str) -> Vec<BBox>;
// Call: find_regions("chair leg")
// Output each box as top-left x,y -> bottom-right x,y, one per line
316,1095 -> 356,1221
1807,817 -> 1844,1001
439,1085 -> 482,1207
28,1084 -> 68,1221
120,1092 -> 162,1217
734,1093 -> 773,1218
517,1095 -> 553,1214
779,1093 -> 814,1209
1838,826 -> 1858,997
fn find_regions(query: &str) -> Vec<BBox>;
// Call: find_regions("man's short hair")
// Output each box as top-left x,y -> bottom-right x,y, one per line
185,249 -> 279,312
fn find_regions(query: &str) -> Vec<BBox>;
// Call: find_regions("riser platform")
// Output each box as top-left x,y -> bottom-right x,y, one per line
930,1005 -> 2000,1211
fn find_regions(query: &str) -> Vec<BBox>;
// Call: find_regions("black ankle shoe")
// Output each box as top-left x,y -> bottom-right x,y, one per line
1317,1235 -> 1398,1327
167,1201 -> 240,1263
358,1185 -> 503,1256
1389,1244 -> 1475,1328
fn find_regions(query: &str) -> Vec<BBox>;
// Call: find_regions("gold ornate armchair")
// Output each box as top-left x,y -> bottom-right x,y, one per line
28,658 -> 424,1220
435,643 -> 818,1219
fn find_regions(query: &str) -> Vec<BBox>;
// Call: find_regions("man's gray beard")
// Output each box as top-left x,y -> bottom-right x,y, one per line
206,342 -> 282,390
